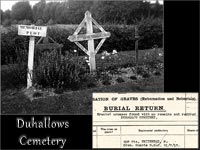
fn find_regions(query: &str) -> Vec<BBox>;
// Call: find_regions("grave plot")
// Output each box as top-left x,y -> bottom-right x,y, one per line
1,11 -> 163,114
5,12 -> 163,99
24,11 -> 163,101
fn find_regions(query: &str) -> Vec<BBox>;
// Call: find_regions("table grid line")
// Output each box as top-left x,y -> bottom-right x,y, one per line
93,125 -> 198,148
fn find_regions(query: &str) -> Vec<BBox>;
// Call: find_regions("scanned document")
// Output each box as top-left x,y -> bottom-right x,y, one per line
93,93 -> 198,148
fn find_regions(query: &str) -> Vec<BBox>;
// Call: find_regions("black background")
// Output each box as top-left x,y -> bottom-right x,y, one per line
164,1 -> 199,92
1,1 -> 199,150
1,115 -> 92,149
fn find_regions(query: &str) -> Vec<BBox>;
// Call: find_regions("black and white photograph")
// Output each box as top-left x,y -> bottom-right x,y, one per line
1,0 -> 200,150
1,0 -> 163,115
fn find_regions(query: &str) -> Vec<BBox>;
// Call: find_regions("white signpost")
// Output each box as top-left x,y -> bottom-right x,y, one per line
68,11 -> 110,73
18,25 -> 47,88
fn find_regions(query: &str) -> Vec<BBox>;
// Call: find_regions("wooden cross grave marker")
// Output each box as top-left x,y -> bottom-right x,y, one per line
134,25 -> 140,63
18,24 -> 47,88
35,35 -> 63,53
68,11 -> 111,73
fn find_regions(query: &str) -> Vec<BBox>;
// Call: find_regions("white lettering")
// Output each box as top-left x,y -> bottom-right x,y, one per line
60,139 -> 67,149
17,118 -> 24,128
19,135 -> 27,145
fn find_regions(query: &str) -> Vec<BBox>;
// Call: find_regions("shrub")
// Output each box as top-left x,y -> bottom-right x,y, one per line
11,20 -> 18,25
1,63 -> 27,90
86,77 -> 98,88
142,72 -> 150,78
1,18 -> 163,65
35,19 -> 44,25
33,50 -> 89,90
154,71 -> 161,76
130,75 -> 137,80
47,19 -> 54,25
142,48 -> 163,65
116,77 -> 125,83
18,20 -> 32,25
2,47 -> 90,90
98,72 -> 112,85
47,26 -> 76,55
2,19 -> 11,27
1,47 -> 28,89
33,92 -> 43,98
22,19 -> 32,25
1,26 -> 29,65
136,66 -> 145,75
138,17 -> 163,49
54,88 -> 64,94
102,80 -> 111,86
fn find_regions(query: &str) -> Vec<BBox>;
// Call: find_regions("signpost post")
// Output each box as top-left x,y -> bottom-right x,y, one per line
27,36 -> 35,88
18,24 -> 47,88
68,11 -> 110,73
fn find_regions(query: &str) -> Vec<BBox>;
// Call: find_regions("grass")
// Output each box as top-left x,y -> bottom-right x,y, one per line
1,49 -> 164,114
1,75 -> 163,114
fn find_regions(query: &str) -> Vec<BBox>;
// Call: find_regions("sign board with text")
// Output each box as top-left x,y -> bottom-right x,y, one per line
18,25 -> 47,37
18,24 -> 47,89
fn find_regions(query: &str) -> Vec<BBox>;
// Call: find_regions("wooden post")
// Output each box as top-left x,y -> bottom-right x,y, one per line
135,26 -> 139,64
18,24 -> 47,88
27,36 -> 35,88
135,40 -> 139,63
85,11 -> 96,73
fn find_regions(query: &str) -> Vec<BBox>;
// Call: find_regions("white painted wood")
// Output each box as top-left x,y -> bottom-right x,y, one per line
18,25 -> 47,37
85,11 -> 96,72
68,32 -> 110,42
74,42 -> 89,55
36,36 -> 43,44
95,38 -> 106,54
27,37 -> 35,88
92,17 -> 105,32
18,24 -> 48,89
68,11 -> 111,73
74,18 -> 86,35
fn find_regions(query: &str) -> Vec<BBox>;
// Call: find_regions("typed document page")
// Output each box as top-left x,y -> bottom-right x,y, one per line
93,93 -> 198,148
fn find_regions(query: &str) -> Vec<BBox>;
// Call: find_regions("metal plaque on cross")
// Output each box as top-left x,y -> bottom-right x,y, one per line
68,11 -> 111,73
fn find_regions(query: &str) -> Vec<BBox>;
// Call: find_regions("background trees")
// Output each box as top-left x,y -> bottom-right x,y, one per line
1,0 -> 163,65
1,0 -> 163,25
11,1 -> 33,21
32,0 -> 46,22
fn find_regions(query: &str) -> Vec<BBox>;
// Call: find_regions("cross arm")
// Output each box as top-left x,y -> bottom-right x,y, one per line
74,42 -> 89,55
68,32 -> 110,42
